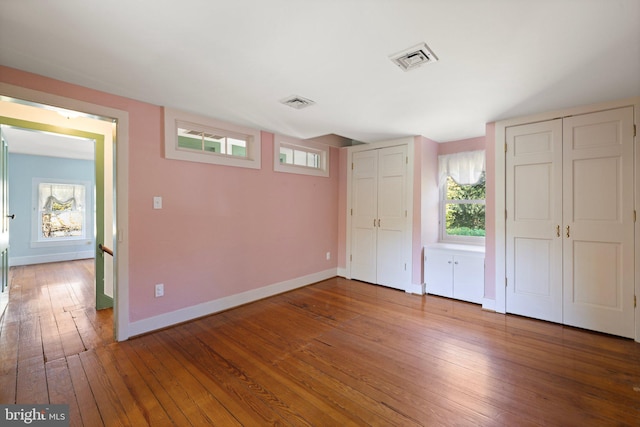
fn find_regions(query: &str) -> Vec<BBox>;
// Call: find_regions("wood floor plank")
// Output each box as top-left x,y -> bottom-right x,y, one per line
67,354 -> 103,427
130,333 -> 232,426
92,345 -> 154,426
117,341 -> 193,426
16,356 -> 48,404
78,350 -> 128,426
0,320 -> 19,403
45,358 -> 83,427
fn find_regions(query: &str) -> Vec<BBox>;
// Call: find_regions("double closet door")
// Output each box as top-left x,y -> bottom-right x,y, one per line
505,107 -> 635,338
351,145 -> 409,290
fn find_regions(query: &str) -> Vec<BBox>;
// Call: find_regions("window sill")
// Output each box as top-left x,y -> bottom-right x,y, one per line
31,239 -> 93,248
427,243 -> 485,254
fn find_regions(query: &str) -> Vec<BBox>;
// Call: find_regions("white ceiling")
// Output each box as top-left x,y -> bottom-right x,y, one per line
2,125 -> 95,160
1,0 -> 639,144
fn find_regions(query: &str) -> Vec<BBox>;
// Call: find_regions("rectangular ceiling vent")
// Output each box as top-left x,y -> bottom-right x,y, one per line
280,95 -> 316,109
389,43 -> 438,71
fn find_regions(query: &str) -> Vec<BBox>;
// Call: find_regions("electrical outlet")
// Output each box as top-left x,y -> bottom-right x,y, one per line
326,252 -> 331,260
155,283 -> 164,297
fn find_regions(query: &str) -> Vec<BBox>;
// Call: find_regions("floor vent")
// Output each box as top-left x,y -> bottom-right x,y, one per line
280,95 -> 316,109
389,43 -> 438,71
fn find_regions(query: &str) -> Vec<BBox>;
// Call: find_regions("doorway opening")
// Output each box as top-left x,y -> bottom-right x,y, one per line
0,98 -> 117,341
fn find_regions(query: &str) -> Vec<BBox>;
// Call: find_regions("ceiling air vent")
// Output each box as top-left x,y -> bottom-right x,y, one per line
280,95 -> 316,109
389,43 -> 438,71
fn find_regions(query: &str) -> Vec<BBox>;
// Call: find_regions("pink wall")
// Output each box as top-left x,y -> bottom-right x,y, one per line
484,123 -> 496,299
1,66 -> 340,322
438,136 -> 486,156
416,136 -> 439,285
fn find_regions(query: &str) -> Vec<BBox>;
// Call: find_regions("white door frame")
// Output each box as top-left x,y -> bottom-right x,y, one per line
494,96 -> 640,342
345,137 -> 415,293
0,82 -> 130,341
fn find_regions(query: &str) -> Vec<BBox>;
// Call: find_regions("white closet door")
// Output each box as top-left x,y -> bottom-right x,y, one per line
351,150 -> 378,284
562,107 -> 635,338
376,145 -> 408,289
505,119 -> 563,323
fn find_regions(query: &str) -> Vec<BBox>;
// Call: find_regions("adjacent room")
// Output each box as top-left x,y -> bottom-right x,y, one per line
0,1 -> 639,425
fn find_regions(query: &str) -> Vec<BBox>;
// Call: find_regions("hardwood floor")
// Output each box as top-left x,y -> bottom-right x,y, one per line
1,262 -> 639,426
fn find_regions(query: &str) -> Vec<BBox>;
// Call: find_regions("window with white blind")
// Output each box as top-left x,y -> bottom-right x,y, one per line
33,179 -> 89,244
438,150 -> 486,244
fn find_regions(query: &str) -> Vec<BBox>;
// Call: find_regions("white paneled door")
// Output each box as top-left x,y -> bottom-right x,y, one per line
506,119 -> 563,323
351,149 -> 378,284
351,145 -> 408,290
505,107 -> 635,338
562,108 -> 635,338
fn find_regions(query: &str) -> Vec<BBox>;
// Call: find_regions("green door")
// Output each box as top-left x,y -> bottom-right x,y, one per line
0,127 -> 9,318
0,117 -> 112,310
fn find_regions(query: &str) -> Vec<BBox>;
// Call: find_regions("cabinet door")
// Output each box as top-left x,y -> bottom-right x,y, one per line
425,251 -> 453,298
452,254 -> 484,304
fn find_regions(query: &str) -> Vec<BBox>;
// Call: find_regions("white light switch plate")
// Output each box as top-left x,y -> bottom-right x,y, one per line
153,196 -> 162,209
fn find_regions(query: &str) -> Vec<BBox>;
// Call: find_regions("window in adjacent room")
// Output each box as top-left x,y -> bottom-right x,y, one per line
274,135 -> 329,177
439,150 -> 485,244
36,181 -> 88,241
164,108 -> 261,169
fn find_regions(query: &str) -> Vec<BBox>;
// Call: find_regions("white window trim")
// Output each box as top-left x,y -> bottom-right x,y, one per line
438,150 -> 486,246
31,177 -> 92,248
274,134 -> 329,177
164,107 -> 261,169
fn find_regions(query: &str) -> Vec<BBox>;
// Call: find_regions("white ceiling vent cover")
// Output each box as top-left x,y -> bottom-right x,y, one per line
390,43 -> 438,71
280,95 -> 316,109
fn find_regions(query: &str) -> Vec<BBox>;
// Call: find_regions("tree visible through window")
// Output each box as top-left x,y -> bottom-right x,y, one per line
438,150 -> 485,243
443,171 -> 486,238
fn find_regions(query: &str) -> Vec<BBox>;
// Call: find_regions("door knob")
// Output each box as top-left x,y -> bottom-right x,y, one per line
6,214 -> 15,219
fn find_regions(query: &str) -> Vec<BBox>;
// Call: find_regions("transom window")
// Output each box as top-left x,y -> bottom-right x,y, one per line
177,125 -> 248,157
164,108 -> 261,169
279,143 -> 320,169
274,135 -> 329,177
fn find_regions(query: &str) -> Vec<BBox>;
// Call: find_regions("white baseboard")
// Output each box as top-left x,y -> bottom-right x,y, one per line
482,298 -> 496,312
337,267 -> 348,278
129,268 -> 338,337
10,251 -> 94,266
406,282 -> 425,295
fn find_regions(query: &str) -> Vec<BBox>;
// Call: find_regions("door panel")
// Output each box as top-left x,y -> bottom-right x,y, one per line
351,150 -> 378,283
0,132 -> 8,318
376,145 -> 408,289
563,107 -> 634,338
506,119 -> 563,322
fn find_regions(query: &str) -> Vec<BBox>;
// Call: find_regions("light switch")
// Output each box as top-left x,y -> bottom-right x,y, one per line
153,196 -> 162,209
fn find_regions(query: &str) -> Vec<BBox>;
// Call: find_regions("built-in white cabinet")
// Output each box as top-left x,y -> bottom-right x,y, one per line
424,244 -> 484,304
